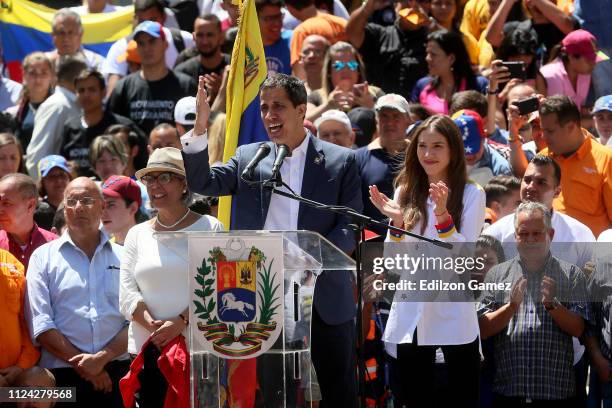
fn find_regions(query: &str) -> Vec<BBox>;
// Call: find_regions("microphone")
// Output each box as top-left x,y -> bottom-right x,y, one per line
271,144 -> 290,180
241,143 -> 271,180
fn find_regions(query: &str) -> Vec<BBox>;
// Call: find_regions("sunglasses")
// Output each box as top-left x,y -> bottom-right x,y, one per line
332,60 -> 359,72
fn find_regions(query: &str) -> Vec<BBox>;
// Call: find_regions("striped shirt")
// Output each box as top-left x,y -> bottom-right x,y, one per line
477,254 -> 590,400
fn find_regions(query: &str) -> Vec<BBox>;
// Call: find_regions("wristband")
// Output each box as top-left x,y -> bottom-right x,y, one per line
435,215 -> 456,238
389,220 -> 404,241
487,88 -> 499,95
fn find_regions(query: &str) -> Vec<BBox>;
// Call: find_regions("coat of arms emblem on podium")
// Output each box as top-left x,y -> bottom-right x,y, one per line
193,237 -> 283,358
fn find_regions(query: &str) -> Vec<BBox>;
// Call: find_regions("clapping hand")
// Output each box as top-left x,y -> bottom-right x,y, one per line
541,276 -> 556,305
429,181 -> 449,217
509,277 -> 527,312
369,185 -> 403,227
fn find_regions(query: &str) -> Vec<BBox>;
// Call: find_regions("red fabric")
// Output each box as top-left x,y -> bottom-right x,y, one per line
119,336 -> 190,408
0,225 -> 58,271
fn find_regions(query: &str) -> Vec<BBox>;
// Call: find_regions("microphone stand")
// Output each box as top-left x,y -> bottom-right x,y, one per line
243,171 -> 452,407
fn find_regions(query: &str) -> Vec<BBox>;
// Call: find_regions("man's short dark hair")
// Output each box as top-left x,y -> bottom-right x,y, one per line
484,175 -> 520,207
450,90 -> 488,119
106,124 -> 139,148
134,0 -> 165,13
529,155 -> 562,187
57,56 -> 88,84
52,204 -> 66,232
261,74 -> 307,107
74,69 -> 105,90
539,95 -> 581,127
198,14 -> 222,32
255,0 -> 285,12
283,0 -> 312,11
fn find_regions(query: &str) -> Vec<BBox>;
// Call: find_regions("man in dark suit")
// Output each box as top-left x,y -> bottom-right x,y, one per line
181,73 -> 362,406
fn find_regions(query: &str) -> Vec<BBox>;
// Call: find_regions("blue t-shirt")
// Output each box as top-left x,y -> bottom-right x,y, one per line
355,146 -> 405,235
264,30 -> 293,75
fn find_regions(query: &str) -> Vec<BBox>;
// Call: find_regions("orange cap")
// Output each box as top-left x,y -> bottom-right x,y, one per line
117,40 -> 141,64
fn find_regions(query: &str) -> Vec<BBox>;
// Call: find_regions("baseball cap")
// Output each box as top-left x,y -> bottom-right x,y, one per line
562,29 -> 608,63
314,109 -> 352,133
452,109 -> 485,156
374,94 -> 410,114
117,40 -> 141,64
132,21 -> 165,41
174,96 -> 197,126
102,175 -> 142,207
38,155 -> 70,179
592,95 -> 612,114
348,107 -> 376,147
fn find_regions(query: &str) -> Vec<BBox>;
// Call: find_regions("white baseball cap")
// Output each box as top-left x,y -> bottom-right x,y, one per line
314,109 -> 352,133
374,93 -> 410,114
174,96 -> 197,126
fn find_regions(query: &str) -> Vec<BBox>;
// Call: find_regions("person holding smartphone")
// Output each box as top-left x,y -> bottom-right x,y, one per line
306,41 -> 384,122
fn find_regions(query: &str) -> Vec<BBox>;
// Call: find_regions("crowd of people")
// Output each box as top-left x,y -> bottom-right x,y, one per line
0,0 -> 611,407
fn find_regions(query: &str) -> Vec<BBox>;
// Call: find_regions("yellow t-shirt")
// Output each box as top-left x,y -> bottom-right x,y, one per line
460,0 -> 491,42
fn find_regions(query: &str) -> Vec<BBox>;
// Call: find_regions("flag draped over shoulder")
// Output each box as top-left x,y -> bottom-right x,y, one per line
0,0 -> 133,80
220,0 -> 268,229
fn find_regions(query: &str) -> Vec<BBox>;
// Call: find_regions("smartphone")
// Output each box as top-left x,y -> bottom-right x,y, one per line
398,8 -> 428,26
513,96 -> 540,116
501,61 -> 526,80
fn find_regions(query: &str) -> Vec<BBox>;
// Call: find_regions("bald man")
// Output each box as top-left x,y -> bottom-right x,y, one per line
296,34 -> 330,92
26,178 -> 128,408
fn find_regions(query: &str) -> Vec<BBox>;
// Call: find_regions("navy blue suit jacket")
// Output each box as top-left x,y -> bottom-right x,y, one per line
182,134 -> 363,325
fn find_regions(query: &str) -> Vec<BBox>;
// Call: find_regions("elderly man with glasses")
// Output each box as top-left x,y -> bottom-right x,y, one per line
25,177 -> 129,408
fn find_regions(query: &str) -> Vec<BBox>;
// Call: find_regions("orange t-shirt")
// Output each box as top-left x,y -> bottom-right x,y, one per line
540,133 -> 612,237
0,249 -> 39,369
290,13 -> 347,66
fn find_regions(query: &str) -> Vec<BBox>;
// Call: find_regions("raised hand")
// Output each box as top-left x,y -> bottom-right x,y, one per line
369,185 -> 403,227
429,181 -> 449,217
194,76 -> 211,136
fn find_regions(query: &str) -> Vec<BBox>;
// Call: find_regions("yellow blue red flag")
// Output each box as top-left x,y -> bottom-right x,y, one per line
0,0 -> 133,80
220,0 -> 268,229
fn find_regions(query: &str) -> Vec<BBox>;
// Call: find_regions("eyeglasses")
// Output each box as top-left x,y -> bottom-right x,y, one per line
259,12 -> 284,23
140,172 -> 183,186
65,197 -> 97,208
332,60 -> 359,72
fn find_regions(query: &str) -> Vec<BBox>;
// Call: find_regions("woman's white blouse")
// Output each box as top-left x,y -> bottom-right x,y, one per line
120,215 -> 224,353
382,181 -> 486,355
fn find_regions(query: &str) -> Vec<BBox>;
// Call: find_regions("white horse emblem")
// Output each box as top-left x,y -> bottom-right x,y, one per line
219,293 -> 255,317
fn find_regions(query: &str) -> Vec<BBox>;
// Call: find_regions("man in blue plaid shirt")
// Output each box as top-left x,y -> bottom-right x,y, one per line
478,201 -> 591,407
584,246 -> 612,406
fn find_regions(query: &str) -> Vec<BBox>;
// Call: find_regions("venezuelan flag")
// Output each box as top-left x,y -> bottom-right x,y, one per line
0,0 -> 133,81
220,0 -> 268,229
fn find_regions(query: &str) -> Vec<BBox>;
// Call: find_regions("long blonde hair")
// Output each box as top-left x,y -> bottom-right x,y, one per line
208,113 -> 226,165
320,41 -> 368,101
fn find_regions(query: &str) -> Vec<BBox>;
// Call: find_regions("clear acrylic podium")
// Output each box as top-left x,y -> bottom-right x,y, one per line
184,230 -> 356,408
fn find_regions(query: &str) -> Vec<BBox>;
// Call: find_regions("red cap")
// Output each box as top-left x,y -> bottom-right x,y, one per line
102,175 -> 142,207
562,29 -> 607,63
